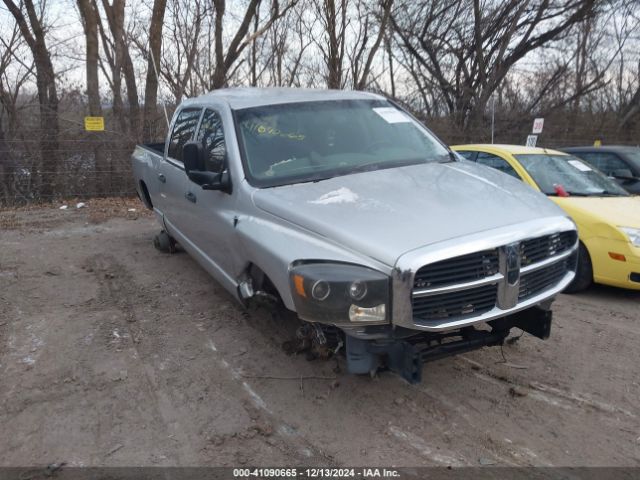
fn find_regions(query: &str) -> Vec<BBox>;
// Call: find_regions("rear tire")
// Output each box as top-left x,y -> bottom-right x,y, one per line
153,230 -> 177,253
564,243 -> 592,293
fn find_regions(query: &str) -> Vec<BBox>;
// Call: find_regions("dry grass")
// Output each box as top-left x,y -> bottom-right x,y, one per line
0,196 -> 152,231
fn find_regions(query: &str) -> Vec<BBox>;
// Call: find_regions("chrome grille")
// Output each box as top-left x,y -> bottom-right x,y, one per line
411,230 -> 577,325
519,258 -> 571,301
521,231 -> 577,267
413,284 -> 497,321
413,249 -> 499,289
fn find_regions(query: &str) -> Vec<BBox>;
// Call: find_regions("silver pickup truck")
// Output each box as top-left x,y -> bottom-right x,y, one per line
132,88 -> 578,383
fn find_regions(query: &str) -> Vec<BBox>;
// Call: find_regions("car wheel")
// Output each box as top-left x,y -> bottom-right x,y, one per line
564,243 -> 592,293
153,230 -> 177,253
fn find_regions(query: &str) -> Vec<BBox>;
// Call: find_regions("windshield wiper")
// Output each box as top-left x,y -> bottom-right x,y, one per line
346,161 -> 387,173
549,190 -> 623,197
548,191 -> 590,197
597,190 -> 627,197
564,191 -> 592,196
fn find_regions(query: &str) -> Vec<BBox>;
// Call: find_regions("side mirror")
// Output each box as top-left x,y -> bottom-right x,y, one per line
182,140 -> 232,193
183,140 -> 204,173
611,169 -> 635,181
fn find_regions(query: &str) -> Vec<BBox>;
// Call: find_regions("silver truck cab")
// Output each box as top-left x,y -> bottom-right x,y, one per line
132,88 -> 577,383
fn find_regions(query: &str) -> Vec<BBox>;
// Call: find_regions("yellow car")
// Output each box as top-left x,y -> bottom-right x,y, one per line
452,144 -> 640,292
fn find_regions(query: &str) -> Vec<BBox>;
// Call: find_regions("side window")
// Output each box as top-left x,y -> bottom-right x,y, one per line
196,109 -> 226,172
456,150 -> 476,161
579,152 -> 627,176
167,108 -> 202,162
476,152 -> 520,179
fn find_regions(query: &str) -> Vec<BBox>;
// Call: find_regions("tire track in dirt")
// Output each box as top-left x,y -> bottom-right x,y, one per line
86,252 -> 335,466
3,212 -> 639,467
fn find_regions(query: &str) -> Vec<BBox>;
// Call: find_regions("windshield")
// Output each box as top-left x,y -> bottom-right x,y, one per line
623,149 -> 640,168
234,99 -> 450,187
515,154 -> 629,197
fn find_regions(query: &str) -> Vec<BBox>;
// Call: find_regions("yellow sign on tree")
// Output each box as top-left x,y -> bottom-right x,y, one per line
84,116 -> 105,131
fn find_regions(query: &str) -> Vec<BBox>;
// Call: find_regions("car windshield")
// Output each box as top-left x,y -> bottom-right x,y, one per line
622,149 -> 640,168
234,99 -> 450,187
515,154 -> 629,197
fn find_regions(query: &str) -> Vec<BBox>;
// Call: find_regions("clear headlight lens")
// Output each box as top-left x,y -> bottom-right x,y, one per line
349,304 -> 386,323
619,227 -> 640,247
311,280 -> 331,301
348,280 -> 368,300
290,263 -> 389,325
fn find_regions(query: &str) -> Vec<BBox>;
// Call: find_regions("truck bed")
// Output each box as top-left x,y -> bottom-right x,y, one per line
142,143 -> 165,154
132,142 -> 165,211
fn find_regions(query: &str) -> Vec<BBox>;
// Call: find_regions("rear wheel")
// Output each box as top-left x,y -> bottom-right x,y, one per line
153,230 -> 177,253
564,243 -> 592,293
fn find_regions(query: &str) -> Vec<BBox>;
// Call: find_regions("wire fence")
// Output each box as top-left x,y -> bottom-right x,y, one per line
1,106 -> 638,208
0,139 -> 139,206
0,109 -> 167,207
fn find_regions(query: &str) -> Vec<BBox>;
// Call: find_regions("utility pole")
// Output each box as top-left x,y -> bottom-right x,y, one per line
491,96 -> 496,144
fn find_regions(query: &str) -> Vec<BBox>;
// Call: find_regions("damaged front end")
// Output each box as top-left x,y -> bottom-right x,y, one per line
278,304 -> 553,384
342,305 -> 553,383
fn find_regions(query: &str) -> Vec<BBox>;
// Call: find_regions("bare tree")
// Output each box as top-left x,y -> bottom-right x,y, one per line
0,22 -> 28,204
265,0 -> 315,87
208,0 -> 298,89
98,0 -> 140,137
615,0 -> 640,130
313,0 -> 394,89
350,0 -> 393,90
3,0 -> 59,197
78,0 -> 102,117
142,0 -> 167,142
392,0 -> 598,132
317,0 -> 347,88
158,0 -> 207,102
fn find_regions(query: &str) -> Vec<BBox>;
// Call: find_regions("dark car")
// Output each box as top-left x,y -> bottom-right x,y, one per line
562,146 -> 640,194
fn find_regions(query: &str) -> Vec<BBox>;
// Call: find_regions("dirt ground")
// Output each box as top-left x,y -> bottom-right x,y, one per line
1,200 -> 639,468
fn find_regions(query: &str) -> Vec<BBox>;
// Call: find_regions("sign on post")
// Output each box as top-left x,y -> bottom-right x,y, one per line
526,135 -> 538,147
532,118 -> 544,134
84,116 -> 105,131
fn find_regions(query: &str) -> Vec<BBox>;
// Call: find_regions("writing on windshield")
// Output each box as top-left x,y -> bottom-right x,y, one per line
234,99 -> 449,187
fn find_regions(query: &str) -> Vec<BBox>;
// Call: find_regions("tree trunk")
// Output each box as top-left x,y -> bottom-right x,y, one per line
103,0 -> 140,139
142,0 -> 167,142
78,0 -> 108,195
3,0 -> 60,200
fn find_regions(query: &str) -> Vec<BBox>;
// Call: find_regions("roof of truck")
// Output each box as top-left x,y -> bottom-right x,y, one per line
181,87 -> 385,110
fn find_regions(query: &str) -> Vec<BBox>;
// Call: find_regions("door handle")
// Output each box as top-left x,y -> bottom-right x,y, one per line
158,173 -> 166,183
185,191 -> 197,203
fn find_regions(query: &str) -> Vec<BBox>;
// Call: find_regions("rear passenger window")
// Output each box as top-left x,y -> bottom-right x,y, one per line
476,152 -> 520,179
196,109 -> 226,172
167,108 -> 202,162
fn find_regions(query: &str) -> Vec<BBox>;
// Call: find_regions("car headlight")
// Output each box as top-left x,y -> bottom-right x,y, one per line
289,263 -> 389,325
619,227 -> 640,247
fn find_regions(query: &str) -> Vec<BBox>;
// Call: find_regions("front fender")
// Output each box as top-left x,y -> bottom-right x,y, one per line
235,214 -> 391,310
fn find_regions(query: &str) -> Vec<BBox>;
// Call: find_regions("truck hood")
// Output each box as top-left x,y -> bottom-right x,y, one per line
252,162 -> 567,266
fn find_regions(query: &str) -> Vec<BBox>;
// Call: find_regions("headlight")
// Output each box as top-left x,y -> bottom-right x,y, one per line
619,227 -> 640,247
289,263 -> 389,325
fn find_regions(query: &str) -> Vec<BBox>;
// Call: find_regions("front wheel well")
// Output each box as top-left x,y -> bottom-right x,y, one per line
564,241 -> 593,293
242,263 -> 286,305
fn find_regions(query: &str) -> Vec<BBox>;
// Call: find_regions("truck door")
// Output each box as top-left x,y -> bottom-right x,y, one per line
179,108 -> 239,283
158,108 -> 202,237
